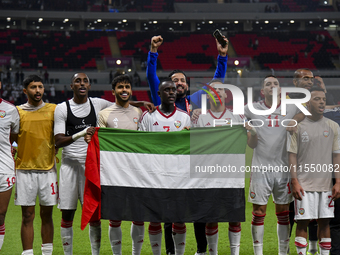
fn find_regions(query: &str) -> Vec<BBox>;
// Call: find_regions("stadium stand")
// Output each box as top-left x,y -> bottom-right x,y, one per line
0,30 -> 111,70
228,31 -> 340,70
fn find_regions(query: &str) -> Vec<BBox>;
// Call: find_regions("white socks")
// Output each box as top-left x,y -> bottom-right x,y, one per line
109,220 -> 122,255
131,221 -> 144,255
89,221 -> 101,255
41,243 -> 53,255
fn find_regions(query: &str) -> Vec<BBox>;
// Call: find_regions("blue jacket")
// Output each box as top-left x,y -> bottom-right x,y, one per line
146,51 -> 228,111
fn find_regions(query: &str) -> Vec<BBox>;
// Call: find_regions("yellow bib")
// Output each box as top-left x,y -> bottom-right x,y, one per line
16,103 -> 56,170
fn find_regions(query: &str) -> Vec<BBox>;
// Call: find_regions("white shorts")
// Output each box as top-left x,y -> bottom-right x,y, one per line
58,158 -> 85,210
15,169 -> 58,206
294,191 -> 334,220
248,170 -> 293,205
0,173 -> 15,192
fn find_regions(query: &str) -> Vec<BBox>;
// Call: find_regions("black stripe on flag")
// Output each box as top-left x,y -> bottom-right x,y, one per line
101,186 -> 245,222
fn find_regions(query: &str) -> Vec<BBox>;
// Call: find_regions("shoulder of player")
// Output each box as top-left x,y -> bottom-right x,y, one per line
227,108 -> 246,120
128,104 -> 142,114
89,97 -> 112,105
139,110 -> 150,122
1,99 -> 17,111
176,107 -> 189,116
43,103 -> 57,110
324,117 -> 340,131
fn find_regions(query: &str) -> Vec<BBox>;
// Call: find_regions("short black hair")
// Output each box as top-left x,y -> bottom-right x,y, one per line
293,68 -> 311,79
70,73 -> 89,83
158,77 -> 174,88
168,69 -> 187,81
262,75 -> 277,87
112,74 -> 132,90
23,75 -> 43,88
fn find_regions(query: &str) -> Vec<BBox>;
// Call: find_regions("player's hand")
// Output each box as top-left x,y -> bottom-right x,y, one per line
244,121 -> 252,131
85,127 -> 96,144
216,37 -> 228,57
84,134 -> 93,144
286,120 -> 298,134
245,121 -> 257,136
292,180 -> 304,201
332,182 -> 340,201
144,102 -> 156,113
151,35 -> 163,53
191,109 -> 202,121
182,126 -> 190,130
55,146 -> 59,156
314,76 -> 327,93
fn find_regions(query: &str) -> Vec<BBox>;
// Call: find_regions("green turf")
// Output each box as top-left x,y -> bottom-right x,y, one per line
2,147 -> 298,254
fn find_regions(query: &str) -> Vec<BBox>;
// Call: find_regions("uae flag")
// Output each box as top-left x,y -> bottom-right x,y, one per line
81,126 -> 247,230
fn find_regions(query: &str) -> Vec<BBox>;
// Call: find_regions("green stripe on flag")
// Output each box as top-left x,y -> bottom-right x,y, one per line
98,125 -> 247,155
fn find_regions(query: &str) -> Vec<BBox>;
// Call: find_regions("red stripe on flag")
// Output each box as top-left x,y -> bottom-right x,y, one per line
81,127 -> 101,230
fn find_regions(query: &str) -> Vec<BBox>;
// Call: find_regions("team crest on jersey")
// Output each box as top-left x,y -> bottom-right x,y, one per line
323,130 -> 329,137
299,208 -> 305,215
0,110 -> 6,118
133,117 -> 138,124
225,118 -> 231,125
301,131 -> 309,142
174,120 -> 181,129
250,192 -> 256,199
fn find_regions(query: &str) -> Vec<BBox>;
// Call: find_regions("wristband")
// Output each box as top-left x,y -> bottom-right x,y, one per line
72,127 -> 89,141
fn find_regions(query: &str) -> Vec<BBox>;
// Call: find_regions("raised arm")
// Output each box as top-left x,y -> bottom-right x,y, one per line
146,35 -> 163,106
189,37 -> 229,108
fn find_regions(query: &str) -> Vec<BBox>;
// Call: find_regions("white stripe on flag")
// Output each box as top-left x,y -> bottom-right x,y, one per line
100,151 -> 245,189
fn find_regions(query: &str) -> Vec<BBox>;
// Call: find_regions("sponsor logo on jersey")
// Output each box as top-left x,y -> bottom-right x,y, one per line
250,192 -> 256,199
298,208 -> 305,215
153,121 -> 159,126
323,130 -> 329,137
205,122 -> 211,126
174,120 -> 181,128
0,110 -> 6,118
133,117 -> 138,124
301,131 -> 309,142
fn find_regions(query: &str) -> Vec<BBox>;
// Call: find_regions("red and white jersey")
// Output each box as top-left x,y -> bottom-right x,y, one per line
0,98 -> 20,174
244,101 -> 300,168
192,108 -> 246,127
138,106 -> 190,132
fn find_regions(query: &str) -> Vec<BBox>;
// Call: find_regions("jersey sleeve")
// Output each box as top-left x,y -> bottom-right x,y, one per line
11,106 -> 20,134
244,104 -> 252,120
54,103 -> 67,135
329,120 -> 340,153
146,51 -> 161,106
184,114 -> 191,128
213,55 -> 227,81
138,111 -> 149,131
96,98 -> 113,110
287,129 -> 298,154
97,111 -> 107,127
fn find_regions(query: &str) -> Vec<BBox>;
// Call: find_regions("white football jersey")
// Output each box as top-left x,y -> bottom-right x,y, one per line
0,99 -> 20,174
244,101 -> 300,168
192,108 -> 246,127
138,106 -> 190,132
